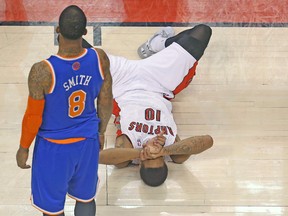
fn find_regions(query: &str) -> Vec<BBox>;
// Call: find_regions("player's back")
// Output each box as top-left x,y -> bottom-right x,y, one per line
38,48 -> 104,140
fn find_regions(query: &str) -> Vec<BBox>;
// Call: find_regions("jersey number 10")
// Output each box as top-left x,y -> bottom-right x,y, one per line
145,108 -> 161,122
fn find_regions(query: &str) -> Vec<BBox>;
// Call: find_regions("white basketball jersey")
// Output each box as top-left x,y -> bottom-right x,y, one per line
108,42 -> 197,100
117,90 -> 177,145
107,42 -> 195,163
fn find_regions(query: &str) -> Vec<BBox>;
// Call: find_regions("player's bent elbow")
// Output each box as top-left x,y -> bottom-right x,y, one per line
205,135 -> 213,149
114,161 -> 130,169
172,158 -> 185,164
170,155 -> 190,164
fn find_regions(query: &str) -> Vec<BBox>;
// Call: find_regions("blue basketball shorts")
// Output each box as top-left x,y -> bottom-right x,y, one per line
31,136 -> 100,215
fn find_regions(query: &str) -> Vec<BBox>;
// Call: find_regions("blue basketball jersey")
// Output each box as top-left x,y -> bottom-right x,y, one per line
38,48 -> 104,140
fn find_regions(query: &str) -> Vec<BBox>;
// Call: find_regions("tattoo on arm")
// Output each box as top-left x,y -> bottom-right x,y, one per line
28,61 -> 52,100
165,143 -> 193,155
96,48 -> 113,135
164,135 -> 213,156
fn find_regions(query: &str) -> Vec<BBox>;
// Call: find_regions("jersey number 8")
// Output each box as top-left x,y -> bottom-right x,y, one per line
68,90 -> 86,118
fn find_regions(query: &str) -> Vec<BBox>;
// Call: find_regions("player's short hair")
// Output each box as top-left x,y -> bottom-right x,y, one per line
140,163 -> 168,187
59,5 -> 87,40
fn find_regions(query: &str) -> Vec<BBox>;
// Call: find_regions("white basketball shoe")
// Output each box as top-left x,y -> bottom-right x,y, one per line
137,26 -> 175,59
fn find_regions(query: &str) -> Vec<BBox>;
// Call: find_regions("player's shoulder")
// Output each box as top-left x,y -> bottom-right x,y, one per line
31,60 -> 51,74
29,60 -> 52,84
94,48 -> 109,61
93,48 -> 110,75
93,47 -> 106,55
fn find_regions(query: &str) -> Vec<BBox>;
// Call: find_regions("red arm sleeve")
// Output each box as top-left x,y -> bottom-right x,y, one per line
20,96 -> 45,149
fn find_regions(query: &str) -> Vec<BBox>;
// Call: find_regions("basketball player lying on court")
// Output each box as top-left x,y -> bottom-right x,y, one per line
83,24 -> 213,186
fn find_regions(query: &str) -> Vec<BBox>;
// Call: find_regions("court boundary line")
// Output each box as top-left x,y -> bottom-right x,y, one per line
1,21 -> 287,46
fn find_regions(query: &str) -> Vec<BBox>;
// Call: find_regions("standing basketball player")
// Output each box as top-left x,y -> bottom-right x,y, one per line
16,5 -> 112,216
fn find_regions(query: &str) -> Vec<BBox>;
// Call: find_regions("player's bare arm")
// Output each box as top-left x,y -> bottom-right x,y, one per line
144,135 -> 213,163
96,48 -> 113,150
113,135 -> 134,168
16,61 -> 51,169
99,147 -> 141,165
100,133 -> 166,166
28,61 -> 52,99
169,134 -> 192,163
165,135 -> 213,155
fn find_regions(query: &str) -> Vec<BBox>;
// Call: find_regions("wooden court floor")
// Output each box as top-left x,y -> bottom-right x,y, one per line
0,25 -> 287,216
1,0 -> 288,212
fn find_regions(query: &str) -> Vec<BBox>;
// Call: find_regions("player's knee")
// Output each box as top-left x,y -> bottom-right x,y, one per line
172,160 -> 184,164
193,24 -> 212,38
174,25 -> 212,60
177,36 -> 205,60
171,157 -> 185,164
187,24 -> 212,49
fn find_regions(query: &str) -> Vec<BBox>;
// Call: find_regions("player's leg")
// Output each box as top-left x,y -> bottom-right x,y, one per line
137,27 -> 175,58
74,200 -> 96,216
32,137 -> 73,215
114,134 -> 134,168
67,138 -> 99,216
138,24 -> 212,60
165,24 -> 212,61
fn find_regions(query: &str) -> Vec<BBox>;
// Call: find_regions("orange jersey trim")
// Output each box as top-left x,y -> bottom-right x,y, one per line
45,137 -> 86,144
43,60 -> 55,94
93,48 -> 105,80
31,195 -> 64,215
67,193 -> 95,203
67,178 -> 99,202
55,48 -> 87,60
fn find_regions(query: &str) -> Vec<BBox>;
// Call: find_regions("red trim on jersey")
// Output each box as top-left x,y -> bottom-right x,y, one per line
112,99 -> 120,116
113,99 -> 123,137
173,61 -> 198,96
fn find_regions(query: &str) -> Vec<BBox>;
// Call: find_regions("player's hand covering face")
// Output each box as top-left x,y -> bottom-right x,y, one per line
141,131 -> 166,160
